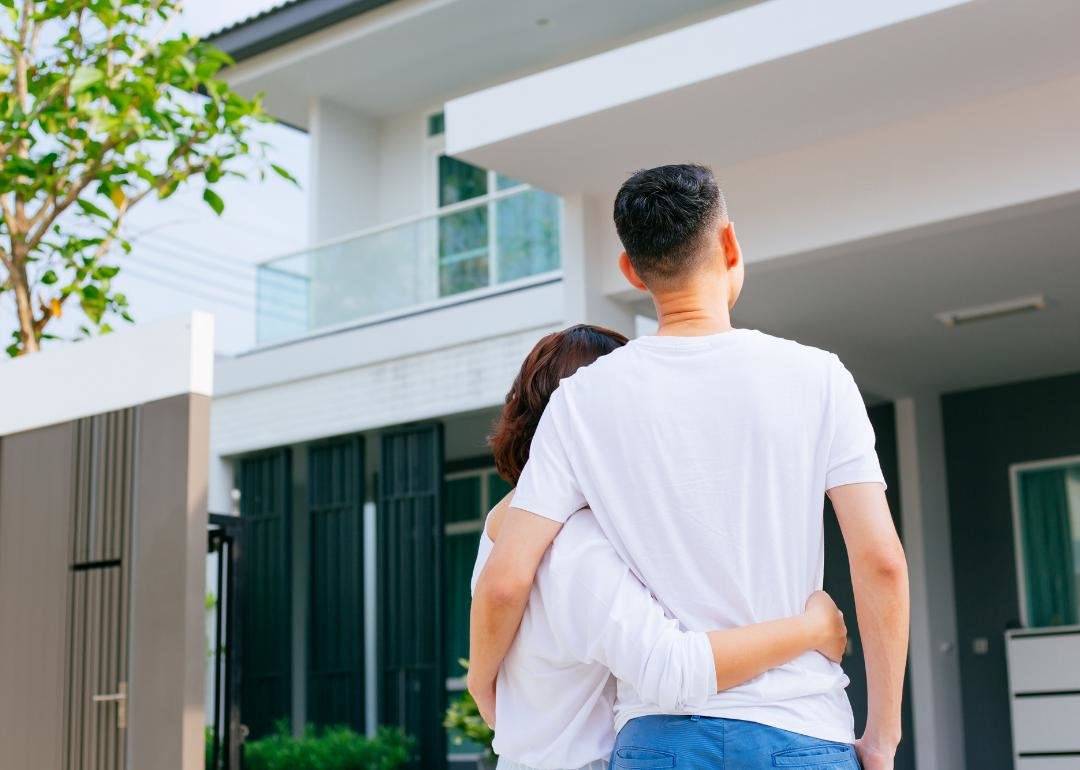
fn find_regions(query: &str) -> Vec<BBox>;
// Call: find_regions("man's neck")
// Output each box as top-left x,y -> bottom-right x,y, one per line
653,286 -> 734,337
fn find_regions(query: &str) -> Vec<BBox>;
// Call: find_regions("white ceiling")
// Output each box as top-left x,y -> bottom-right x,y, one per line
228,0 -> 756,127
725,193 -> 1080,397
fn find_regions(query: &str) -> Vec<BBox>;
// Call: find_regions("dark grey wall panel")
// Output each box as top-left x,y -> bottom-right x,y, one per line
942,370 -> 1080,770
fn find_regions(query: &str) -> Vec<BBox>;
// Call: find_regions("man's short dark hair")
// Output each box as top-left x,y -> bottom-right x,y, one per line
613,164 -> 727,282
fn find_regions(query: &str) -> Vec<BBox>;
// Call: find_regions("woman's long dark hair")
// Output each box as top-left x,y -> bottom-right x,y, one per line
490,324 -> 628,485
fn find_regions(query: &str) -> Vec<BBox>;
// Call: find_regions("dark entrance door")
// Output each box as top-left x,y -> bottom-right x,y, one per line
379,424 -> 446,770
823,402 -> 916,770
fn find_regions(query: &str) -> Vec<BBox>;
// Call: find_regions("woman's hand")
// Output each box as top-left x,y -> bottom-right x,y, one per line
804,590 -> 847,663
467,670 -> 497,729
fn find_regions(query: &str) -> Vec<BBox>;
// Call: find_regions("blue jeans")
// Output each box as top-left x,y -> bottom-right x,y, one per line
611,716 -> 861,769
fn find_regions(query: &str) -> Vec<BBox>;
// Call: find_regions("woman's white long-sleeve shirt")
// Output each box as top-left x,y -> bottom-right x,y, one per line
471,508 -> 716,769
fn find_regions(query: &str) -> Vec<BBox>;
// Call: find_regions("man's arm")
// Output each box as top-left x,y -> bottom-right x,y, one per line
829,482 -> 909,769
468,506 -> 562,725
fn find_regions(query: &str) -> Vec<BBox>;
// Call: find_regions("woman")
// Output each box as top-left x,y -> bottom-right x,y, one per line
472,325 -> 849,770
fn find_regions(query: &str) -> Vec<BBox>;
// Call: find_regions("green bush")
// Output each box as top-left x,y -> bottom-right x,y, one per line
243,722 -> 413,770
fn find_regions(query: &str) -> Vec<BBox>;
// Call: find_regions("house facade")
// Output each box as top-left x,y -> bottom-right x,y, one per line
206,2 -> 1080,768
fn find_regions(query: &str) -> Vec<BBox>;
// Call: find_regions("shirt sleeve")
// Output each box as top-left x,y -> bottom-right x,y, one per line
825,355 -> 886,491
510,387 -> 587,523
546,537 -> 717,711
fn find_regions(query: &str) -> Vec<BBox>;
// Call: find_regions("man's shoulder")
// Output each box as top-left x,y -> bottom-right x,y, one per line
749,330 -> 838,364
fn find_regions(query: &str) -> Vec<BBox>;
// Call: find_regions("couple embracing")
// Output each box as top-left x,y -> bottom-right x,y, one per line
469,164 -> 909,770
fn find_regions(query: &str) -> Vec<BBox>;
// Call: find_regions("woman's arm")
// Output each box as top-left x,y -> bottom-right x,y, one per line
469,505 -> 562,725
706,592 -> 847,691
547,523 -> 847,708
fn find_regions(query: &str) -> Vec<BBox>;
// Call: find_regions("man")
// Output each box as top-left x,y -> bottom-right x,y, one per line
470,164 -> 909,769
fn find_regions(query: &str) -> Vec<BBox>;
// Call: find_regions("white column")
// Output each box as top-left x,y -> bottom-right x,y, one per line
895,393 -> 966,770
560,193 -> 637,336
307,98 -> 380,242
363,500 -> 378,736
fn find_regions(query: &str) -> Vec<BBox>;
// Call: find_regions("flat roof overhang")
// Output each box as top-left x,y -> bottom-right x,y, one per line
445,0 -> 1080,197
214,0 -> 756,130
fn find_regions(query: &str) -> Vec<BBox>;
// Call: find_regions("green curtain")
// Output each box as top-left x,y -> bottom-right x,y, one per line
1019,467 -> 1078,627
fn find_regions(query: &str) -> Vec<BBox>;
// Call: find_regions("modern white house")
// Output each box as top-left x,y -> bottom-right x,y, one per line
205,1 -> 1080,768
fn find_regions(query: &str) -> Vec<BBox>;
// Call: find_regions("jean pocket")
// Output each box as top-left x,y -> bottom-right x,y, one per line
613,746 -> 677,769
772,743 -> 856,767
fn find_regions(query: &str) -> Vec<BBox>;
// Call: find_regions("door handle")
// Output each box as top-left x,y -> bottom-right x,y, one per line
92,681 -> 127,729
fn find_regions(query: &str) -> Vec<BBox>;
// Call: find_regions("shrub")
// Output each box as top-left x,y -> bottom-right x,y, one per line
243,721 -> 413,770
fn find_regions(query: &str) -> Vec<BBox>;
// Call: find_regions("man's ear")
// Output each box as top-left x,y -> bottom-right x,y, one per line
720,220 -> 742,270
619,251 -> 648,292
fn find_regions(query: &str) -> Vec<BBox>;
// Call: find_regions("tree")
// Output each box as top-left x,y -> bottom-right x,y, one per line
0,0 -> 294,356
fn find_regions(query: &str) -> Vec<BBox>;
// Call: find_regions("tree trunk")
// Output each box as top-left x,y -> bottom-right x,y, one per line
8,257 -> 38,355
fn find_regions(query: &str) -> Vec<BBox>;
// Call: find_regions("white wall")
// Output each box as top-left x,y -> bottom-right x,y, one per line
0,312 -> 214,436
212,280 -> 563,455
308,98 -> 381,241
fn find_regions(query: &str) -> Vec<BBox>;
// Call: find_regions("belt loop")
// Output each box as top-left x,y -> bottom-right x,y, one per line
690,714 -> 701,722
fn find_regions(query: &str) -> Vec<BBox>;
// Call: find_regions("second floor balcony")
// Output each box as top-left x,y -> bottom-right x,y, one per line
255,183 -> 561,346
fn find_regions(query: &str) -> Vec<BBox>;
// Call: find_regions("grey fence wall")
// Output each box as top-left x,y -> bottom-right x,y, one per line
0,393 -> 210,770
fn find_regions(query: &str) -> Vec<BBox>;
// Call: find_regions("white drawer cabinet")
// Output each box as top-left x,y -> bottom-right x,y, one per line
1007,628 -> 1080,769
1019,757 -> 1080,770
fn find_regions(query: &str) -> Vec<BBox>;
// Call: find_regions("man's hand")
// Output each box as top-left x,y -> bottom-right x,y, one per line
854,737 -> 895,770
803,590 -> 847,663
467,671 -> 496,728
829,482 -> 908,769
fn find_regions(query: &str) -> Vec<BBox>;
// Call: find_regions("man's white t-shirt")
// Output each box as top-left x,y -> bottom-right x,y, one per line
511,329 -> 885,743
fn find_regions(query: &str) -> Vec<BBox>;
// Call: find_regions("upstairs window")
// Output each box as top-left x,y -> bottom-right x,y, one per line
434,152 -> 560,298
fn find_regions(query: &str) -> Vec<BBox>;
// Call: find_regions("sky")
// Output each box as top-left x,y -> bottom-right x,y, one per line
7,0 -> 310,356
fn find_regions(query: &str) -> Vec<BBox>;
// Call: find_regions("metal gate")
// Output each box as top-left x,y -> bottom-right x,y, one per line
208,513 -> 244,770
64,409 -> 135,770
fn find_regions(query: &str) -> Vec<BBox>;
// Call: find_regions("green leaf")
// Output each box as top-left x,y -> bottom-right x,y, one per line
76,198 -> 111,219
202,187 -> 224,216
41,270 -> 59,285
271,163 -> 299,187
70,66 -> 104,94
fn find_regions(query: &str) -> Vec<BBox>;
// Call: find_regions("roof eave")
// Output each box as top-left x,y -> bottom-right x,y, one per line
206,0 -> 399,63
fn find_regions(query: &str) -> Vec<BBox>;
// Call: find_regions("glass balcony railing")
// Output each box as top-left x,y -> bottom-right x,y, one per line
255,185 -> 561,345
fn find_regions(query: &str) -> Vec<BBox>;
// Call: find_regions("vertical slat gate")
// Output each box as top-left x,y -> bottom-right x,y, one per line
64,409 -> 136,770
238,449 -> 292,739
379,424 -> 446,770
308,435 -> 366,730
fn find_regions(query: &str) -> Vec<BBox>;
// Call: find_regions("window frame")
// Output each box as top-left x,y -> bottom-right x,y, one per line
1009,453 -> 1080,629
425,119 -> 561,296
